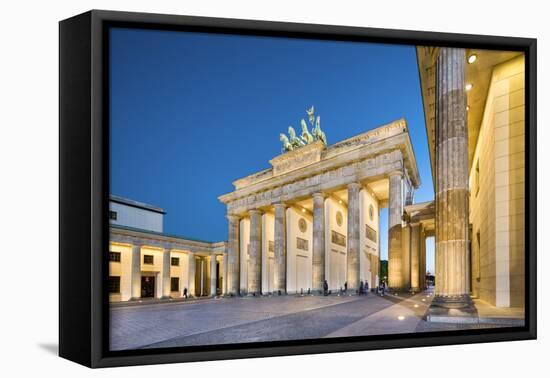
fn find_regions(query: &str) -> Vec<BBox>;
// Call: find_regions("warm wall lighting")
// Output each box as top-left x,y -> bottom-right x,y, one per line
338,200 -> 342,204
301,208 -> 306,213
465,83 -> 473,91
468,54 -> 477,64
466,105 -> 470,112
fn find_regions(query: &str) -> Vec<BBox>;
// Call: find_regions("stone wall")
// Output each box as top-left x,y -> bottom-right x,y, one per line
469,54 -> 525,308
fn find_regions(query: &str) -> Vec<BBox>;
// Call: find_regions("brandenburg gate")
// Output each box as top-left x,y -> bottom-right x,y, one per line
219,112 -> 422,296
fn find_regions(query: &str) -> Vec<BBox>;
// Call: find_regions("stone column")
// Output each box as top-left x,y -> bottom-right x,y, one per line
248,210 -> 262,295
130,244 -> 141,300
210,255 -> 217,296
227,215 -> 240,295
312,192 -> 326,293
435,47 -> 470,304
188,254 -> 196,297
161,249 -> 171,299
347,183 -> 361,291
420,230 -> 426,290
401,223 -> 411,290
223,250 -> 228,295
410,223 -> 421,291
273,203 -> 287,293
388,170 -> 404,290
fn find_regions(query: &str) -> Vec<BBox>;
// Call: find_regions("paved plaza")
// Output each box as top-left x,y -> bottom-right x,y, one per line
110,289 -> 520,351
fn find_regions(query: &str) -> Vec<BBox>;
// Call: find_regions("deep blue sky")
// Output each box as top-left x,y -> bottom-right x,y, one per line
110,28 -> 435,273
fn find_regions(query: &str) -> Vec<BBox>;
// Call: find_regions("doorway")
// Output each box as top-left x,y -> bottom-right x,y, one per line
141,276 -> 155,298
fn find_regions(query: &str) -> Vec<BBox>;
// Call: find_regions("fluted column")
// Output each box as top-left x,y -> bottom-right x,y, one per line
410,223 -> 421,291
435,47 -> 470,303
312,193 -> 326,292
248,210 -> 262,295
274,203 -> 287,293
130,244 -> 141,300
388,170 -> 404,290
210,255 -> 217,297
347,183 -> 361,291
161,249 -> 171,299
227,215 -> 240,295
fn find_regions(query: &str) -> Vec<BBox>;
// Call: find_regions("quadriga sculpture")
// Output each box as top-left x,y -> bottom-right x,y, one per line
280,133 -> 293,152
288,126 -> 304,149
279,106 -> 326,152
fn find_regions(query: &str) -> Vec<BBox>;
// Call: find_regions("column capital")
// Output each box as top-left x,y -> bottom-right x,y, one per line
226,214 -> 240,222
312,192 -> 327,200
248,209 -> 262,216
388,169 -> 404,178
273,202 -> 288,209
347,182 -> 362,191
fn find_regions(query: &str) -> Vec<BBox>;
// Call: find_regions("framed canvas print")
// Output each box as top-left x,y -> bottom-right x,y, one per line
59,10 -> 537,368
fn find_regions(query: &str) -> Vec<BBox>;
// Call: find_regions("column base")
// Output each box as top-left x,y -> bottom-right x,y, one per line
427,295 -> 478,323
160,295 -> 171,300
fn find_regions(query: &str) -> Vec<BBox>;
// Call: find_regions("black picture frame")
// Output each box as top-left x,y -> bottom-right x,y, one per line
59,9 -> 537,368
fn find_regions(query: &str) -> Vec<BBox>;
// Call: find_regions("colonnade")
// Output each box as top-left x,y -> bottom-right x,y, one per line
226,181 -> 383,296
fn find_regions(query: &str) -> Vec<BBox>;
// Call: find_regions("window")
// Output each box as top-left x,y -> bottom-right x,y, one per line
171,257 -> 180,266
171,277 -> 179,292
109,276 -> 120,293
475,160 -> 480,197
476,230 -> 481,281
109,251 -> 121,262
143,255 -> 154,265
109,211 -> 117,220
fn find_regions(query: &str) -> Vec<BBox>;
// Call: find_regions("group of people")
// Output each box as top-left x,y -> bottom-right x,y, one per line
320,280 -> 372,296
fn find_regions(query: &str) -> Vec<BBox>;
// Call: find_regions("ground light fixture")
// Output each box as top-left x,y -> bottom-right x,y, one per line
397,316 -> 405,321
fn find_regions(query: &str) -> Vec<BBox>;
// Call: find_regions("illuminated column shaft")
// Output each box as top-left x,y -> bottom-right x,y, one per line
227,215 -> 240,295
223,250 -> 228,295
248,210 -> 262,295
435,47 -> 470,299
274,203 -> 287,293
312,193 -> 326,292
388,170 -> 404,289
130,245 -> 141,299
346,183 -> 361,291
402,223 -> 411,290
210,255 -> 217,296
188,254 -> 196,297
161,249 -> 171,298
410,223 -> 421,291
